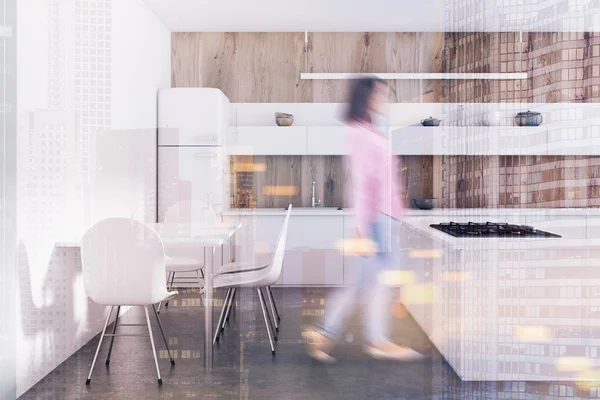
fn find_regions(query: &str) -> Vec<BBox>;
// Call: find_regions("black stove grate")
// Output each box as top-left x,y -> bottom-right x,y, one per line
430,221 -> 561,238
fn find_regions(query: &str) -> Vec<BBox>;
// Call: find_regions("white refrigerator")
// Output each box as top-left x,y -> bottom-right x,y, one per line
157,88 -> 231,222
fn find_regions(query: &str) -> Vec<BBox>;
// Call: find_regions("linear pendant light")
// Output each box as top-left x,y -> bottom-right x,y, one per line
300,73 -> 528,80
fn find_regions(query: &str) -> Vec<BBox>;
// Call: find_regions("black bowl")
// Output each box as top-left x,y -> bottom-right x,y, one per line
413,198 -> 438,210
515,110 -> 543,127
421,118 -> 441,127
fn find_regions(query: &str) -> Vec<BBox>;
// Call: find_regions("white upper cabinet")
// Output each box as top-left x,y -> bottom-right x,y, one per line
158,88 -> 230,146
306,126 -> 347,155
227,126 -> 307,155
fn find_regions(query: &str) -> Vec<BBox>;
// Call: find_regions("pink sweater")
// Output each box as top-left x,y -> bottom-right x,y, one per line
347,121 -> 404,236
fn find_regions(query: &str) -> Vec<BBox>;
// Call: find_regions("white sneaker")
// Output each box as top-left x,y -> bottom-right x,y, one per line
364,342 -> 423,361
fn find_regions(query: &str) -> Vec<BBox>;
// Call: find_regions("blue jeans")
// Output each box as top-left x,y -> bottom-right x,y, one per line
315,213 -> 396,344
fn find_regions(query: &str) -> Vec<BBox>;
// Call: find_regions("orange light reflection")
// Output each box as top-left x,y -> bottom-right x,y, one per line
408,249 -> 441,259
336,238 -> 377,256
513,325 -> 551,343
555,357 -> 592,372
263,185 -> 299,196
400,284 -> 437,305
378,270 -> 417,286
235,162 -> 266,172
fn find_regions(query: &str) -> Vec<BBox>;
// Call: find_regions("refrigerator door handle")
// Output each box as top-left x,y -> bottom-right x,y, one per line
193,135 -> 218,141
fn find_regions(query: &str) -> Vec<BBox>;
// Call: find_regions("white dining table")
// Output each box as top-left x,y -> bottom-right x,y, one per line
149,221 -> 241,264
149,222 -> 244,368
56,220 -> 244,369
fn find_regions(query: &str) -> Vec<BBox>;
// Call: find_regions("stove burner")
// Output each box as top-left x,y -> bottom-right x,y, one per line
430,221 -> 561,238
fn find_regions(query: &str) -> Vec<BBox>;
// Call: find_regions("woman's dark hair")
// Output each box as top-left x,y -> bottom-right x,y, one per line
344,76 -> 387,123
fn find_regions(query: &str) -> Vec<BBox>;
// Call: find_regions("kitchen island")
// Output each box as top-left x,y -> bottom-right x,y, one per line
399,208 -> 600,382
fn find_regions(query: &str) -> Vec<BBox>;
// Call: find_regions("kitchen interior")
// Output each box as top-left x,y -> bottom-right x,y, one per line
10,1 -> 600,399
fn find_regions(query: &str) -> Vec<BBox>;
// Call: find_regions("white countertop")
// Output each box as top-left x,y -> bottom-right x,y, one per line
401,207 -> 600,217
223,207 -> 347,216
401,215 -> 600,250
224,207 -> 600,249
225,207 -> 600,217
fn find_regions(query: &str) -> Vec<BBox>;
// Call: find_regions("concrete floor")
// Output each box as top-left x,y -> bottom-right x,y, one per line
19,288 -> 598,400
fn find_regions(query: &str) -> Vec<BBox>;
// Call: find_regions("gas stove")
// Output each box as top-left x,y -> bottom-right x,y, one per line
430,222 -> 561,238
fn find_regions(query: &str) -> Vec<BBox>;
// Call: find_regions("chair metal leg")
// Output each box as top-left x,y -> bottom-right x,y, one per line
228,288 -> 237,322
222,288 -> 236,329
262,289 -> 277,341
266,287 -> 279,332
165,271 -> 176,308
257,287 -> 277,341
213,288 -> 232,345
152,304 -> 175,366
144,306 -> 163,385
105,305 -> 121,366
158,271 -> 175,313
267,286 -> 281,322
201,248 -> 206,279
220,291 -> 232,331
257,288 -> 276,355
196,270 -> 204,306
86,306 -> 114,385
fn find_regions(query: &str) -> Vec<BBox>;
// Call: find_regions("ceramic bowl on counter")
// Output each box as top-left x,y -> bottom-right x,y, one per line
413,197 -> 438,210
275,112 -> 294,126
515,110 -> 543,127
421,117 -> 441,127
482,110 -> 508,126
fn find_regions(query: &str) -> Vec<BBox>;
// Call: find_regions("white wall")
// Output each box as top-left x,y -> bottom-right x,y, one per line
1,0 -> 18,399
112,0 -> 171,129
16,0 -> 170,396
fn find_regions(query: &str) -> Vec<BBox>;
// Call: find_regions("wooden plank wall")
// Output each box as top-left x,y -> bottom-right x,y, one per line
232,156 -> 349,208
172,32 -> 442,103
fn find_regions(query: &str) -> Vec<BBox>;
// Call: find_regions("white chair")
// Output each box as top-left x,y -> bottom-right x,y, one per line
81,218 -> 178,385
208,205 -> 291,355
158,200 -> 218,312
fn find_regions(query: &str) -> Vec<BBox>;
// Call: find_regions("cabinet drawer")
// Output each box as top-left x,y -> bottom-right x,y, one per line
286,215 -> 343,250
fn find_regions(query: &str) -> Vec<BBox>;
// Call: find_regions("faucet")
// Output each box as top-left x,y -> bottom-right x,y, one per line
311,181 -> 321,207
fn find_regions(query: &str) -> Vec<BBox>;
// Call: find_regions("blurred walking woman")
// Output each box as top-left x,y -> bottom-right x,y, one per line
308,77 -> 421,362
